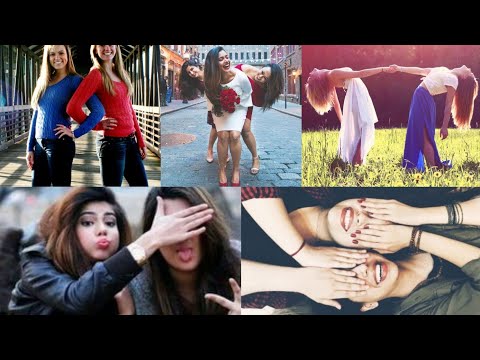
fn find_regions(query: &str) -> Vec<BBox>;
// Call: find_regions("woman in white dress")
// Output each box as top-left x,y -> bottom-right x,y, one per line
204,46 -> 253,186
306,67 -> 395,165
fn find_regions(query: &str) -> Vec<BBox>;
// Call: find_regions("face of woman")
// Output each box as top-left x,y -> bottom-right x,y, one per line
159,198 -> 203,273
218,50 -> 230,73
254,66 -> 272,84
187,65 -> 201,78
327,199 -> 375,248
95,45 -> 117,62
76,201 -> 120,263
48,45 -> 68,72
349,252 -> 399,303
454,65 -> 474,79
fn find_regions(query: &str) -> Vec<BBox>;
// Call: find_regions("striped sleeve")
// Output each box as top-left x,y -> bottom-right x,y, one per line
241,187 -> 279,201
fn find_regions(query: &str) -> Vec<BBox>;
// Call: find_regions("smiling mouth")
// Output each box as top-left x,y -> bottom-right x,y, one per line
341,207 -> 353,232
375,262 -> 388,284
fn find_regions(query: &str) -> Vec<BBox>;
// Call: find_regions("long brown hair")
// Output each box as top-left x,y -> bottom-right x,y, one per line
204,46 -> 225,117
305,68 -> 335,115
262,63 -> 284,111
31,45 -> 77,109
179,57 -> 204,99
90,45 -> 133,96
40,187 -> 132,278
142,187 -> 240,315
452,75 -> 478,129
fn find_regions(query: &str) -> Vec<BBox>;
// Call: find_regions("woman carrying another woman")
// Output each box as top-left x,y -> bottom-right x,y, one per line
27,45 -> 104,186
391,64 -> 478,171
67,45 -> 148,186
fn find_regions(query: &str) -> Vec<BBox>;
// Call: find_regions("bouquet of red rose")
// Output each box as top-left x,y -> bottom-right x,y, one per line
220,87 -> 240,113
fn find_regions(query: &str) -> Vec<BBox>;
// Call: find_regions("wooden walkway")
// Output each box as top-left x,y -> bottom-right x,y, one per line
0,132 -> 160,186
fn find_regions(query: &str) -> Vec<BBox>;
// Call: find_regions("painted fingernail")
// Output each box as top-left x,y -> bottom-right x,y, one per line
352,240 -> 358,244
364,225 -> 369,229
357,199 -> 364,203
350,233 -> 356,238
355,230 -> 361,234
361,205 -> 366,208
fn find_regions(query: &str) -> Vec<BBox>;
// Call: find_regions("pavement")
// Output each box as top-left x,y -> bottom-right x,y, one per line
161,98 -> 301,186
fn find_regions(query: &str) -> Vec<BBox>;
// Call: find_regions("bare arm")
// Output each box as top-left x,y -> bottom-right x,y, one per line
391,65 -> 432,76
442,87 -> 456,126
363,196 -> 480,226
332,90 -> 342,123
420,231 -> 480,268
330,67 -> 386,81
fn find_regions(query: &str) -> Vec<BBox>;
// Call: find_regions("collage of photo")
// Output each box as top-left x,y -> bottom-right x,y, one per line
0,45 -> 479,315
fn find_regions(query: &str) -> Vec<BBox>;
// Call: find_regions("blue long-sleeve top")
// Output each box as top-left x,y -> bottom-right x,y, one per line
27,74 -> 105,152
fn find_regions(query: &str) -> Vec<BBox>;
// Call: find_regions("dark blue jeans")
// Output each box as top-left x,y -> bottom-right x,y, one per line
32,137 -> 75,186
96,134 -> 148,186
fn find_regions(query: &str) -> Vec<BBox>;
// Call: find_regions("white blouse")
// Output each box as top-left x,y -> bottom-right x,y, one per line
423,67 -> 458,95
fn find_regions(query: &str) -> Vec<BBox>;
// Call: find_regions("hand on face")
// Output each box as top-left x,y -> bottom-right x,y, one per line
353,223 -> 412,253
148,196 -> 214,248
298,267 -> 369,310
205,278 -> 241,315
296,245 -> 369,269
360,198 -> 420,226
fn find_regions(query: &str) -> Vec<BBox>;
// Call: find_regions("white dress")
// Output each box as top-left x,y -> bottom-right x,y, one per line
206,68 -> 253,132
338,77 -> 378,163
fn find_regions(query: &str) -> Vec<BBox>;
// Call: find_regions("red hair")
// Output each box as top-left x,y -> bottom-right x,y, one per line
305,69 -> 335,115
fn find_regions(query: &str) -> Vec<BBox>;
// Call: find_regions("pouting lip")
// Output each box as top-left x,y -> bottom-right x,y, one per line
341,207 -> 353,232
96,239 -> 111,249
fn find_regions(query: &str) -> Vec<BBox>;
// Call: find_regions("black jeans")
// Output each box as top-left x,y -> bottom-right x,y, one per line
32,137 -> 75,186
96,134 -> 148,186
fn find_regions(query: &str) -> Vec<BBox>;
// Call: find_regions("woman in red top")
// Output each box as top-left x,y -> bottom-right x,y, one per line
180,59 -> 283,174
67,45 -> 148,186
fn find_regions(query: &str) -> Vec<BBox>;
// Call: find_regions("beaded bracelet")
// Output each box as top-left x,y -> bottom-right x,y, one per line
410,226 -> 420,253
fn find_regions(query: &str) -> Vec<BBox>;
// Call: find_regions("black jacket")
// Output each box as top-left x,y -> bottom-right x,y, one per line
8,242 -> 142,315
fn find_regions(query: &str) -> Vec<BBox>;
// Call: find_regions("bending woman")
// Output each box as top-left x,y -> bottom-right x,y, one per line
305,66 -> 395,165
8,187 -> 214,315
67,45 -> 148,186
392,65 -> 478,171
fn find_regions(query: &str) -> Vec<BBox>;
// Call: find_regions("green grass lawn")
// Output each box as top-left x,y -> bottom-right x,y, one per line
303,128 -> 480,186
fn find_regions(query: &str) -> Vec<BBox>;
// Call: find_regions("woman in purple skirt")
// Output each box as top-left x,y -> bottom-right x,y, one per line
394,65 -> 478,171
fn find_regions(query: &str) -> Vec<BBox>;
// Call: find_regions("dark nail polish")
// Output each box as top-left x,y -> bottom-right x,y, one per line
355,230 -> 361,234
350,233 -> 356,238
361,205 -> 366,208
364,225 -> 369,229
357,199 -> 364,203
352,240 -> 358,244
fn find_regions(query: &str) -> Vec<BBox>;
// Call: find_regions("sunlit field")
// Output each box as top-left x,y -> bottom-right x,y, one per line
303,128 -> 480,186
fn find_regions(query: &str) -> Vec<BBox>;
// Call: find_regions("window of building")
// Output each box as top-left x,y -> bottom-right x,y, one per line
264,52 -> 267,60
246,52 -> 250,60
241,52 -> 244,60
252,52 -> 255,59
235,53 -> 238,60
258,52 -> 261,59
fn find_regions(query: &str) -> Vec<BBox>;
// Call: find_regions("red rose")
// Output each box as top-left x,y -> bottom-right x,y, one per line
220,87 -> 240,114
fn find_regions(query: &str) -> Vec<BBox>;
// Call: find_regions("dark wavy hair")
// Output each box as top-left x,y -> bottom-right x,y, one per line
40,187 -> 132,278
262,63 -> 284,111
179,57 -> 204,99
204,46 -> 225,117
142,187 -> 240,315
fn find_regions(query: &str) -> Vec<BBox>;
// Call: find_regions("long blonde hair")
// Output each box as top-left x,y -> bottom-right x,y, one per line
31,45 -> 77,109
90,45 -> 133,96
452,75 -> 478,129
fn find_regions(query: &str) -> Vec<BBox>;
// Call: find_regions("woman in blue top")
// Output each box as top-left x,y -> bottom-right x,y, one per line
26,45 -> 105,186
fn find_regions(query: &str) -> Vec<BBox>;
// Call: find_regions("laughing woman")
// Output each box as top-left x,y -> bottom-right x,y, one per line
204,46 -> 253,186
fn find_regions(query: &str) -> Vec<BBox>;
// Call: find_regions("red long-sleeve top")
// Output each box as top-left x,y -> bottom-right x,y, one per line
67,69 -> 145,148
